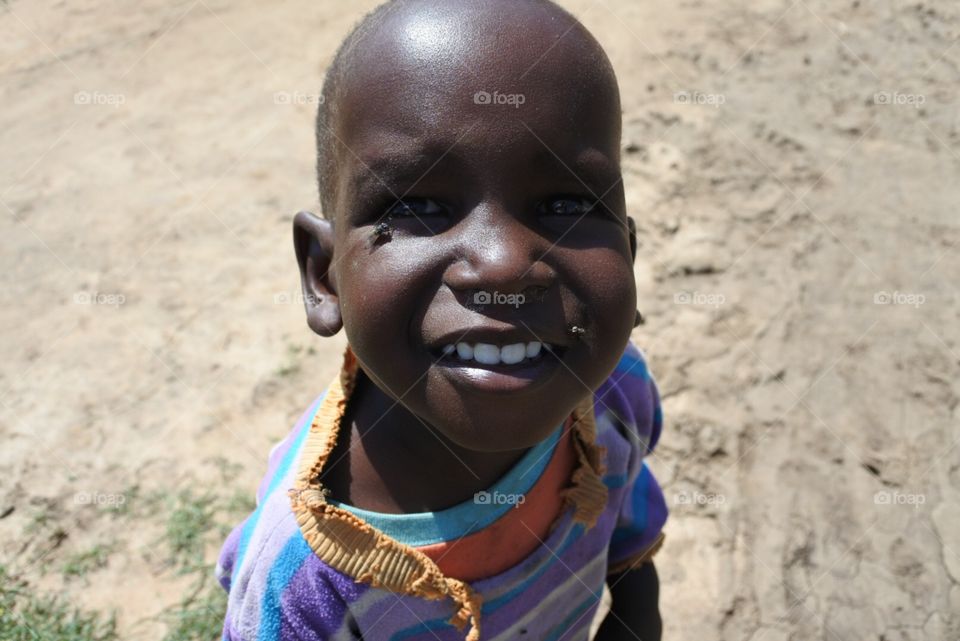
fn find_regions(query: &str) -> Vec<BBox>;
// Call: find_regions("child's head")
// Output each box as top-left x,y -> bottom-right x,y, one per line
294,0 -> 638,452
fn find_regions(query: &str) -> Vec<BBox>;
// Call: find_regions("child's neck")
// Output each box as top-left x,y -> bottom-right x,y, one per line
319,371 -> 531,514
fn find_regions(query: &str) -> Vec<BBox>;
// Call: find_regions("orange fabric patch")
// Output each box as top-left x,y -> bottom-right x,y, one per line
415,417 -> 577,582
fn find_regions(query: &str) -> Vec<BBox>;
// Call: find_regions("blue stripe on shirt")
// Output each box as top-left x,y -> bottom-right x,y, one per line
613,352 -> 649,380
234,395 -> 324,580
256,533 -> 314,640
610,463 -> 650,547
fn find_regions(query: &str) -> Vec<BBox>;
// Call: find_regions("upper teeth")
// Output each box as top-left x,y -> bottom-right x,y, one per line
442,341 -> 548,365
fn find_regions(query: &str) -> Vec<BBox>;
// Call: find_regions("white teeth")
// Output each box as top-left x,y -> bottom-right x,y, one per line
443,340 -> 546,365
501,343 -> 526,365
474,343 -> 501,365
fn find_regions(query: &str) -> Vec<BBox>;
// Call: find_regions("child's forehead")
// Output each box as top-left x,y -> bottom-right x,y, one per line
331,1 -> 618,119
347,2 -> 610,87
331,3 -> 621,170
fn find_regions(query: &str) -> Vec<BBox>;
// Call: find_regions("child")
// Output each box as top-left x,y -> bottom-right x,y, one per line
217,0 -> 668,639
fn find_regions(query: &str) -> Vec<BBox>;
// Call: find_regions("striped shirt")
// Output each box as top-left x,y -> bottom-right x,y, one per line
217,340 -> 667,641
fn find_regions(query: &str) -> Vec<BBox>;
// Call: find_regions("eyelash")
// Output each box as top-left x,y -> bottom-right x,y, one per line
380,196 -> 607,220
383,198 -> 446,219
537,196 -> 604,217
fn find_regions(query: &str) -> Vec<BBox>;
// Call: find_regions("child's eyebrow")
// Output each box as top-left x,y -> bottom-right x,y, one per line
530,147 -> 621,188
346,136 -> 459,194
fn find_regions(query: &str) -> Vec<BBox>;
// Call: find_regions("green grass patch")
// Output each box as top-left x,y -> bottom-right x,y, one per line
152,486 -> 256,640
158,580 -> 228,641
0,565 -> 118,641
162,489 -> 220,574
63,544 -> 115,580
7,477 -> 256,640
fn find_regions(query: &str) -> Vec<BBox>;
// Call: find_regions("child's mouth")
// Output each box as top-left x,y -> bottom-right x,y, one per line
430,340 -> 562,366
427,340 -> 568,393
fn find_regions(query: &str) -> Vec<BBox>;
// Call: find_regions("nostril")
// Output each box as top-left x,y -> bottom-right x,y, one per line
521,285 -> 547,303
442,243 -> 557,302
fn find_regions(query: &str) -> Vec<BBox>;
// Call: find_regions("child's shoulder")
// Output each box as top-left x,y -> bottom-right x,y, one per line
216,393 -> 327,585
608,337 -> 657,388
594,341 -> 662,436
593,338 -> 663,460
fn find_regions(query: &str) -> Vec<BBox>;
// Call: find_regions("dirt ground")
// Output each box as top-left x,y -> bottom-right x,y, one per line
2,0 -> 959,639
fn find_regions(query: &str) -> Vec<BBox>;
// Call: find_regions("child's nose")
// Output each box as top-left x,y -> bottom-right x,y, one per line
443,206 -> 556,296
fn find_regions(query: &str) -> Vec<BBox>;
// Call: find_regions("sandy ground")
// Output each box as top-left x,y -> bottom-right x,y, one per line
2,0 -> 959,639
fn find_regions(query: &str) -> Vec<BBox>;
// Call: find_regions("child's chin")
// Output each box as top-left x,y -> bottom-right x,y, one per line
424,389 -> 578,453
439,416 -> 563,453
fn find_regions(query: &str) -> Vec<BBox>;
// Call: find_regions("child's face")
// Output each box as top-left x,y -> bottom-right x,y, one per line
302,4 -> 637,452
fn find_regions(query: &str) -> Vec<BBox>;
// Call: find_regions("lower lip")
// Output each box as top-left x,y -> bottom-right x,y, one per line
430,349 -> 564,394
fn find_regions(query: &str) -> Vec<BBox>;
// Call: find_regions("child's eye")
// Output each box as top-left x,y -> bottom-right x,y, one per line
539,196 -> 600,217
384,197 -> 446,218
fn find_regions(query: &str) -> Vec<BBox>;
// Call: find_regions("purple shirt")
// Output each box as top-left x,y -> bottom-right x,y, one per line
217,340 -> 667,640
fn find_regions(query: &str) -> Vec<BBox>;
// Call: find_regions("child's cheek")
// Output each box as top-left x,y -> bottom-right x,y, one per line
567,244 -> 637,349
335,236 -> 428,378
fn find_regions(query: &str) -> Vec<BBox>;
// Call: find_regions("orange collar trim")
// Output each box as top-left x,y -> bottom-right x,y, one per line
288,345 -> 608,641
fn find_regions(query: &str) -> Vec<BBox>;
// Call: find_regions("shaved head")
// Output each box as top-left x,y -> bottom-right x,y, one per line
315,0 -> 620,218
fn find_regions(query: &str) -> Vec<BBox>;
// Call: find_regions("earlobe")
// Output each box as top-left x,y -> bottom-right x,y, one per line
293,210 -> 343,337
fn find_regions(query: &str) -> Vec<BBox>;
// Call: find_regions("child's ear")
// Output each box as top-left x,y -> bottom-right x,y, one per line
293,210 -> 342,337
627,215 -> 638,264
